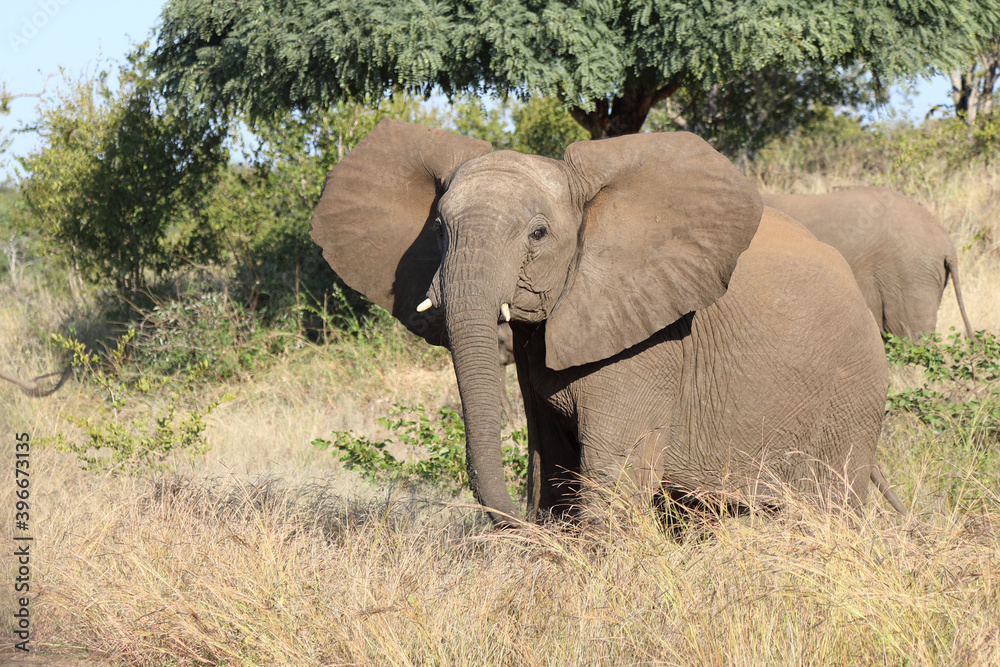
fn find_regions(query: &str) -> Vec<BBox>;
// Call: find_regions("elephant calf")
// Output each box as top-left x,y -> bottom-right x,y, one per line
762,188 -> 975,341
310,120 -> 905,526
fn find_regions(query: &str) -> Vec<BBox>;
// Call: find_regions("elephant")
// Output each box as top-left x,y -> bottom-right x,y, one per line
762,188 -> 975,341
310,119 -> 905,526
0,366 -> 72,397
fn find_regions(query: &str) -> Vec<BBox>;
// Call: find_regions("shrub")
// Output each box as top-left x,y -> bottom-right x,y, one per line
884,330 -> 1000,440
132,291 -> 298,381
313,403 -> 529,498
50,328 -> 231,473
17,47 -> 227,294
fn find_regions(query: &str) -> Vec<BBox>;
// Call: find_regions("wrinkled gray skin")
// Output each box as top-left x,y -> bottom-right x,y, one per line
763,188 -> 975,340
0,366 -> 72,397
311,120 -> 903,527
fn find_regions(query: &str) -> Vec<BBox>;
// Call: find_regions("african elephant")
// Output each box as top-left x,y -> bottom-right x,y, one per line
762,188 -> 975,340
310,119 -> 904,526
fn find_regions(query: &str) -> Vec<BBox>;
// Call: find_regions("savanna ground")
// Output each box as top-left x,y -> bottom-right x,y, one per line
2,123 -> 1000,666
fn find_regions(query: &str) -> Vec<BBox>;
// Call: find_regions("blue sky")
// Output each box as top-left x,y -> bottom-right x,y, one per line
1,1 -> 955,181
2,0 -> 164,179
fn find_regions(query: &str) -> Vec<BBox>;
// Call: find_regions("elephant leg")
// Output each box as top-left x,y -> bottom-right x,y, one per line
883,305 -> 938,341
577,425 -> 671,511
523,397 -> 580,522
881,284 -> 940,340
497,322 -> 519,424
511,323 -> 580,521
879,260 -> 948,340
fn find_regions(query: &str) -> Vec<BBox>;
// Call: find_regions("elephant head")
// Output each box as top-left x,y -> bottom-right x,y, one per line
310,119 -> 761,525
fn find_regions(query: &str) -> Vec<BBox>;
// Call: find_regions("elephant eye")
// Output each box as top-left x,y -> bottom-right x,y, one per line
433,217 -> 444,236
530,227 -> 547,240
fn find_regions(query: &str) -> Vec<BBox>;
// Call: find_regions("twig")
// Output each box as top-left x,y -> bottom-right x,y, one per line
1,73 -> 57,104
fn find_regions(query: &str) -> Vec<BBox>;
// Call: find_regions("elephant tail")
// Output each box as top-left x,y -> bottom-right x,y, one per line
870,467 -> 908,517
945,255 -> 976,341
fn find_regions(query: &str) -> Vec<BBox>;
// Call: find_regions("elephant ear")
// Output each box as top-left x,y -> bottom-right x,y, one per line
309,119 -> 491,346
548,132 -> 762,370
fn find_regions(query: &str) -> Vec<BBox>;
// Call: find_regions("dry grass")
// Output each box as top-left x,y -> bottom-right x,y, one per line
2,131 -> 1000,665
198,344 -> 460,477
1,448 -> 998,666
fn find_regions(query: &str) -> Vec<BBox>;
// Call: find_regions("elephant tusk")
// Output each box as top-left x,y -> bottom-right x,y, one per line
501,302 -> 511,322
416,298 -> 433,312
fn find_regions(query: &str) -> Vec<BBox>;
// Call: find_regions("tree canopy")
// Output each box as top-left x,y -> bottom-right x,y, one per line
153,0 -> 999,139
646,65 -> 885,164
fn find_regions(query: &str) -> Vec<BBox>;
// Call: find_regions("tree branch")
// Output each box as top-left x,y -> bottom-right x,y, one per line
1,73 -> 56,104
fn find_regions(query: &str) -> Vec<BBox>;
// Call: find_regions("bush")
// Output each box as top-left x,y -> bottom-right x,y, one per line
884,330 -> 1000,440
313,403 -> 529,498
132,290 -> 299,381
50,328 -> 231,473
17,47 -> 227,294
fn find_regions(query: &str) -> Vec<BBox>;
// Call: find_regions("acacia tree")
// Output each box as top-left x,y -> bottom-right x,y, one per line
153,0 -> 997,140
646,66 -> 886,163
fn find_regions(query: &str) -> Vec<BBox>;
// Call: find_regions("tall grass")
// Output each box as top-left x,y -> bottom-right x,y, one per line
3,454 -> 998,665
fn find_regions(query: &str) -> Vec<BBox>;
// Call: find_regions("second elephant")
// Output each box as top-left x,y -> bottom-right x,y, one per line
762,188 -> 975,340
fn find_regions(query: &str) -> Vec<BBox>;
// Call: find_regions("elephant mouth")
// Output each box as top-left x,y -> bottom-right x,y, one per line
416,296 -> 512,326
510,278 -> 548,322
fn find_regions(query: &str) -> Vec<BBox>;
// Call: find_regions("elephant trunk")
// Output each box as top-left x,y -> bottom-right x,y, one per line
443,274 -> 519,527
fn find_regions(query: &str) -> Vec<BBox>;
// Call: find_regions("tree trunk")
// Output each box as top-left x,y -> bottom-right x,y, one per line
977,49 -> 1000,118
570,80 -> 680,139
951,40 -> 1000,125
951,69 -> 973,123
